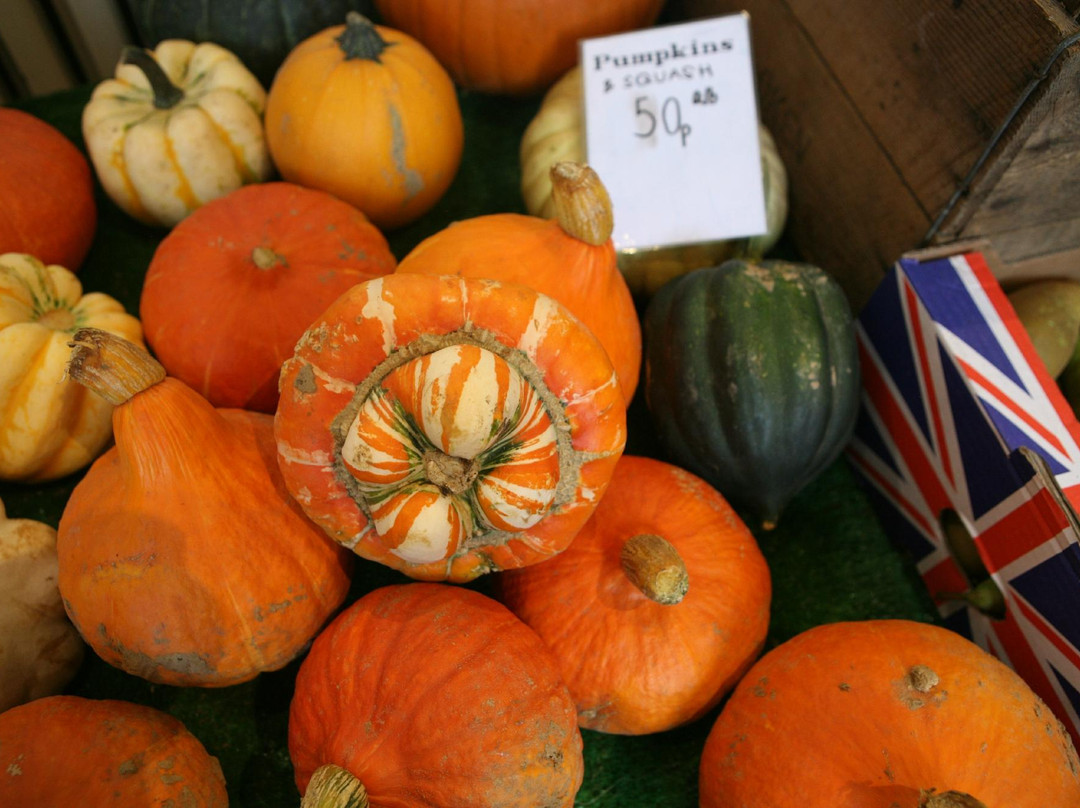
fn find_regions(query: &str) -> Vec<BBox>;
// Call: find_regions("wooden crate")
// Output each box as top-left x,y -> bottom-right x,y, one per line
667,0 -> 1080,311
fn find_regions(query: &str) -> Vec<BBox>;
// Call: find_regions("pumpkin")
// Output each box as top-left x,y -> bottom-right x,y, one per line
0,252 -> 143,483
124,0 -> 370,86
374,0 -> 665,96
520,66 -> 790,298
57,329 -> 352,687
0,498 -> 84,713
0,108 -> 97,271
82,39 -> 273,228
265,13 -> 463,231
0,695 -> 228,805
289,583 -> 584,806
140,181 -> 397,413
498,454 -> 771,735
396,161 -> 641,406
644,258 -> 860,529
274,273 -> 627,582
698,619 -> 1080,808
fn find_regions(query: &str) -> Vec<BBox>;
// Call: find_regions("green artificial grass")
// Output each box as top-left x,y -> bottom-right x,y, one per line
1,84 -> 938,806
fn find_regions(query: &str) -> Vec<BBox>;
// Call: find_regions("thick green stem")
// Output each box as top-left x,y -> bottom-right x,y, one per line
121,46 -> 184,109
337,12 -> 391,62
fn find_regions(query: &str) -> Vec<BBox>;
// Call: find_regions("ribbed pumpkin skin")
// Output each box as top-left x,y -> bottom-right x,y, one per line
644,259 -> 859,528
374,0 -> 665,96
498,454 -> 771,735
0,108 -> 97,271
396,212 -> 642,406
0,696 -> 228,806
58,380 -> 353,687
289,583 -> 584,806
140,182 -> 396,412
699,620 -> 1080,807
274,273 -> 626,582
123,0 -> 369,86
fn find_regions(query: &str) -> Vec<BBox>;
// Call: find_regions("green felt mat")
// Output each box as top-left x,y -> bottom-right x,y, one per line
0,85 -> 939,806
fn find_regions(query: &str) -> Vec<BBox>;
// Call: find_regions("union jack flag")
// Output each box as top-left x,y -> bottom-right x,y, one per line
848,249 -> 1080,742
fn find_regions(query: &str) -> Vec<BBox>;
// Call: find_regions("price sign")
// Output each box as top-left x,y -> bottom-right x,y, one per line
580,14 -> 766,252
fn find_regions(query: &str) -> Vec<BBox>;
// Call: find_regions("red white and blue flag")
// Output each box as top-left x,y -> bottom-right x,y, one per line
848,249 -> 1080,741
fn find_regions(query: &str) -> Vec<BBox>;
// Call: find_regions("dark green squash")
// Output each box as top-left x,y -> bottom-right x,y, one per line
121,0 -> 370,87
643,259 -> 860,530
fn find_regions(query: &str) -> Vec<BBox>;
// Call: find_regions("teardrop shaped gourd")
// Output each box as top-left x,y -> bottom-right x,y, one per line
498,454 -> 771,735
57,329 -> 353,687
396,162 -> 641,406
289,583 -> 584,807
644,259 -> 860,529
698,620 -> 1080,807
274,273 -> 627,582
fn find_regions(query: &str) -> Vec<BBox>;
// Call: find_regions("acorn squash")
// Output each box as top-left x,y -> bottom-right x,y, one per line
643,259 -> 860,529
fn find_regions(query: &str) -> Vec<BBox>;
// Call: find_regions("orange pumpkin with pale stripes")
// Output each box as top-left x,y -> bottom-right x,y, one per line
274,273 -> 627,582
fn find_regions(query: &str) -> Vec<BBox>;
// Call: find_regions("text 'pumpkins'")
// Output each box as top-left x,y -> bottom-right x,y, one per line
645,259 -> 860,529
274,273 -> 627,582
265,13 -> 463,230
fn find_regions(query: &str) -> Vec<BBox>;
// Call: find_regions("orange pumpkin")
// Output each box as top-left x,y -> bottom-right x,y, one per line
374,0 -> 665,96
265,13 -> 463,230
396,162 -> 642,406
274,273 -> 627,582
140,181 -> 396,413
0,108 -> 96,270
699,619 -> 1080,807
289,583 -> 584,806
57,329 -> 353,687
498,454 -> 771,735
0,695 -> 227,806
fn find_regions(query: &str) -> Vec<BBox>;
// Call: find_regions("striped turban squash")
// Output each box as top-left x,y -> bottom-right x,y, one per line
274,273 -> 627,582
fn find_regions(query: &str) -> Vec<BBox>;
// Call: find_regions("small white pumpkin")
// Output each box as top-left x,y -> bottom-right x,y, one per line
82,39 -> 273,228
0,252 -> 143,482
0,498 -> 84,712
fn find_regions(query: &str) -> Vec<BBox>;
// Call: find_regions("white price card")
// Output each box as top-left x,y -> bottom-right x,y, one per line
580,14 -> 766,252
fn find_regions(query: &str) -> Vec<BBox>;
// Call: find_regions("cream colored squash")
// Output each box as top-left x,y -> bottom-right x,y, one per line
520,65 -> 790,298
0,498 -> 85,712
82,40 -> 273,228
0,253 -> 143,482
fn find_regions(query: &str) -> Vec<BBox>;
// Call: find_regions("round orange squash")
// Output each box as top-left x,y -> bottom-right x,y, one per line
374,0 -> 665,96
57,329 -> 353,687
498,454 -> 771,735
0,108 -> 96,271
396,162 -> 642,406
140,181 -> 396,413
289,582 -> 584,806
0,695 -> 227,806
265,13 -> 463,230
274,273 -> 627,582
699,619 -> 1080,807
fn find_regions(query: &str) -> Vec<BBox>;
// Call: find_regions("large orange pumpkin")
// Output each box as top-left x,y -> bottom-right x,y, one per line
140,181 -> 396,413
57,329 -> 353,687
396,162 -> 641,406
0,695 -> 228,806
265,13 -> 463,230
374,0 -> 666,96
274,273 -> 627,582
699,619 -> 1080,807
289,583 -> 584,806
498,454 -> 771,735
0,108 -> 97,270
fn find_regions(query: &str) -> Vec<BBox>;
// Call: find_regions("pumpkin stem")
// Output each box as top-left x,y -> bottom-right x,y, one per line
423,450 -> 480,496
121,46 -> 184,110
550,162 -> 614,246
67,328 -> 166,406
252,245 -> 287,270
301,764 -> 369,808
919,789 -> 988,808
337,12 -> 391,62
620,533 -> 689,605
